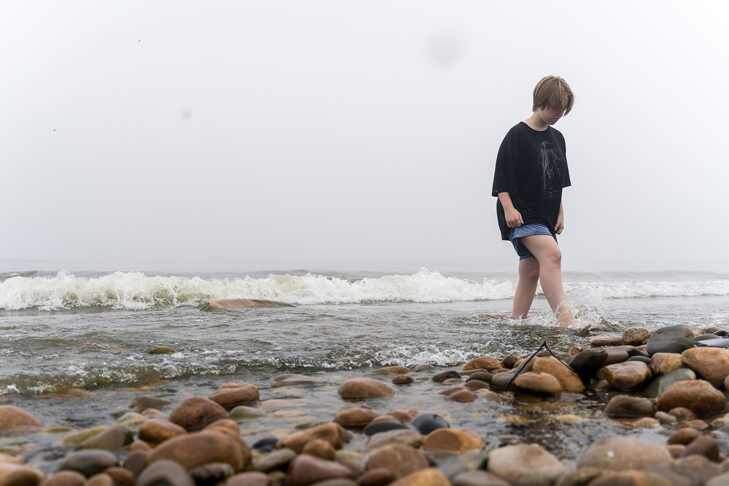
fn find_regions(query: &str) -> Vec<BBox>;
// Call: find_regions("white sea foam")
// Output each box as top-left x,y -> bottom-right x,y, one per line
0,269 -> 727,311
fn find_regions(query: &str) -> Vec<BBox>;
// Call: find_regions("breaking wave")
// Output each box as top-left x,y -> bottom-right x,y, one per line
0,269 -> 728,311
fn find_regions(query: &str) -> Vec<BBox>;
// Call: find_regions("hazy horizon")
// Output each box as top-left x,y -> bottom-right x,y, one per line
3,1 -> 728,275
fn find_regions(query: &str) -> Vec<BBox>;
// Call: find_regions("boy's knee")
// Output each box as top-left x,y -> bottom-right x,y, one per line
541,249 -> 562,267
520,258 -> 540,279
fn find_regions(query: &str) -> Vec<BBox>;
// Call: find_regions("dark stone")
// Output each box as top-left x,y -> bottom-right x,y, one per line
363,421 -> 408,436
643,368 -> 696,398
60,450 -> 118,478
605,395 -> 655,418
190,463 -> 234,486
646,325 -> 696,355
467,371 -> 493,383
122,451 -> 148,477
412,414 -> 449,435
569,349 -> 608,382
502,355 -> 519,369
627,356 -> 651,364
681,435 -> 720,462
432,370 -> 461,383
489,370 -> 518,392
138,460 -> 194,486
252,436 -> 279,453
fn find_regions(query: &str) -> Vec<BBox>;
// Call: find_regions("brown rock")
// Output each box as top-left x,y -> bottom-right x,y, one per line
587,470 -> 671,486
0,406 -> 41,432
421,429 -> 484,453
604,395 -> 655,418
668,428 -> 701,445
209,385 -> 260,410
85,474 -> 113,486
147,431 -> 250,471
598,361 -> 652,391
669,407 -> 697,421
226,472 -> 271,486
649,353 -> 683,375
169,397 -> 228,432
388,409 -> 417,422
358,468 -> 396,486
666,444 -> 685,459
682,435 -> 720,461
0,463 -> 44,486
302,439 -> 336,461
487,444 -> 566,486
448,389 -> 477,403
278,423 -> 345,453
375,366 -> 410,376
392,375 -> 413,386
338,378 -> 393,400
591,334 -> 624,347
286,455 -> 352,486
104,468 -> 135,486
532,357 -> 585,393
681,418 -> 709,430
137,460 -> 194,486
656,380 -> 727,417
122,451 -> 148,478
390,468 -> 449,486
138,419 -> 186,445
577,437 -> 672,471
463,357 -> 502,371
513,372 -> 562,395
623,327 -> 651,346
41,471 -> 86,486
334,408 -> 377,429
366,430 -> 423,450
79,426 -> 133,451
683,347 -> 729,388
366,444 -> 428,478
453,471 -> 509,486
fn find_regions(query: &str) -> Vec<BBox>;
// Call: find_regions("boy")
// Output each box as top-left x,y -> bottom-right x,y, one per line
492,75 -> 574,327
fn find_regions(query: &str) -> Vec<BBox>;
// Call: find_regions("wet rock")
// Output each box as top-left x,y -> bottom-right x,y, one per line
230,406 -> 265,421
447,388 -> 477,402
147,431 -> 250,471
669,407 -> 697,421
432,370 -> 461,383
79,425 -> 133,451
453,470 -> 509,486
569,349 -> 608,382
226,472 -> 271,486
577,437 -> 672,470
553,467 -> 603,486
358,468 -> 396,486
203,298 -> 293,311
0,463 -> 44,486
252,437 -> 279,453
253,449 -> 296,473
375,366 -> 410,376
670,455 -> 722,484
338,378 -> 393,399
138,460 -> 194,486
392,375 -> 413,386
169,397 -> 228,432
513,372 -> 562,395
643,368 -> 696,398
85,474 -> 113,486
363,420 -> 407,436
365,444 -> 428,478
0,406 -> 42,433
682,418 -> 709,430
122,451 -> 148,477
147,346 -> 175,355
271,374 -> 322,388
60,450 -> 118,477
190,462 -> 234,486
489,370 -> 518,392
463,357 -> 501,372
587,471 -> 672,486
668,427 -> 700,445
130,396 -> 171,413
682,435 -> 720,461
286,455 -> 352,486
412,414 -> 449,435
467,371 -> 493,383
388,409 -> 417,422
302,439 -> 336,461
366,430 -> 423,450
422,429 -> 484,454
598,361 -> 652,391
41,471 -> 86,486
605,395 -> 654,418
104,468 -> 134,486
646,325 -> 695,355
590,334 -> 624,347
655,411 -> 677,425
334,408 -> 377,429
624,327 -> 651,346
278,423 -> 345,453
209,385 -> 260,410
61,426 -> 108,447
138,419 -> 186,445
682,347 -> 729,387
487,444 -> 566,486
390,468 -> 449,486
627,356 -> 651,365
532,356 -> 585,393
656,380 -> 727,417
115,412 -> 146,429
649,353 -> 683,375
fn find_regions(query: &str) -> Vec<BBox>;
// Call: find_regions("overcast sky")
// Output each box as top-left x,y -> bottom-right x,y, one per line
2,1 -> 728,274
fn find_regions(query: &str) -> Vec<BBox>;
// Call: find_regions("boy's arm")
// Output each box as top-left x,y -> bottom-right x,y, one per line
555,201 -> 565,234
498,192 -> 524,228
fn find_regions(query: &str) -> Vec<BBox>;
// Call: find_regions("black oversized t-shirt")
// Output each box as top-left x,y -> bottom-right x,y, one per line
492,121 -> 571,240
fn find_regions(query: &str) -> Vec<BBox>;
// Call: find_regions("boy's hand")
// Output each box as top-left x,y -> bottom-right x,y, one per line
554,213 -> 565,234
505,207 -> 524,228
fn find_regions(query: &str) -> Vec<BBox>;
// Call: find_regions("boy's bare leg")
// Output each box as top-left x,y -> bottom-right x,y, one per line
512,257 -> 540,318
520,235 -> 574,327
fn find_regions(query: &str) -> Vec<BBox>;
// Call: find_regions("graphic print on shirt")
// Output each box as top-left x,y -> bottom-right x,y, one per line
538,140 -> 565,198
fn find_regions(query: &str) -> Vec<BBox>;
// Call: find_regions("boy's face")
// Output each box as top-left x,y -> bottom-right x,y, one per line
538,105 -> 565,125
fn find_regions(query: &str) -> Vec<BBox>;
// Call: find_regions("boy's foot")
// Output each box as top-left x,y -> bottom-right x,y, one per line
556,302 -> 574,328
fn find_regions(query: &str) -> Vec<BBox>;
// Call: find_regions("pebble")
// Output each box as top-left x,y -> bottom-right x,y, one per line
358,468 -> 396,486
604,395 -> 654,418
532,356 -> 584,393
229,406 -> 265,420
462,357 -> 501,372
412,414 -> 449,435
366,430 -> 423,450
643,368 -> 696,398
682,435 -> 720,461
432,370 -> 461,383
147,431 -> 250,471
138,419 -> 186,444
590,334 -> 624,347
421,429 -> 484,454
0,463 -> 44,486
59,450 -> 118,477
467,371 -> 493,383
0,406 -> 42,432
137,460 -> 194,486
656,380 -> 727,417
338,378 -> 393,399
252,448 -> 297,472
568,349 -> 608,382
286,455 -> 353,486
390,468 -> 450,486
104,467 -> 135,486
78,425 -> 133,451
365,444 -> 428,478
649,353 -> 683,375
682,347 -> 729,388
302,439 -> 336,461
252,437 -> 279,453
363,421 -> 407,436
169,397 -> 228,432
623,327 -> 651,346
391,375 -> 413,385
646,325 -> 695,354
513,372 -> 562,395
122,451 -> 148,477
487,444 -> 566,486
597,361 -> 652,391
334,407 -> 377,429
453,470 -> 509,486
189,462 -> 234,486
576,436 -> 672,470
209,384 -> 260,410
226,472 -> 271,486
668,427 -> 701,445
278,422 -> 344,453
130,396 -> 170,413
85,473 -> 113,486
41,471 -> 86,486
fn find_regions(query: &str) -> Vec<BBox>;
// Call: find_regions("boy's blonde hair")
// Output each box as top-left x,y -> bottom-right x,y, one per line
532,76 -> 574,115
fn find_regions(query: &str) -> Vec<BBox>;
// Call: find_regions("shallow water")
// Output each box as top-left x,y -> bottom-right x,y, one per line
2,268 -> 729,467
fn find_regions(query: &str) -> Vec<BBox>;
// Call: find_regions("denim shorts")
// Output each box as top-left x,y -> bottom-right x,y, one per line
509,223 -> 557,260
